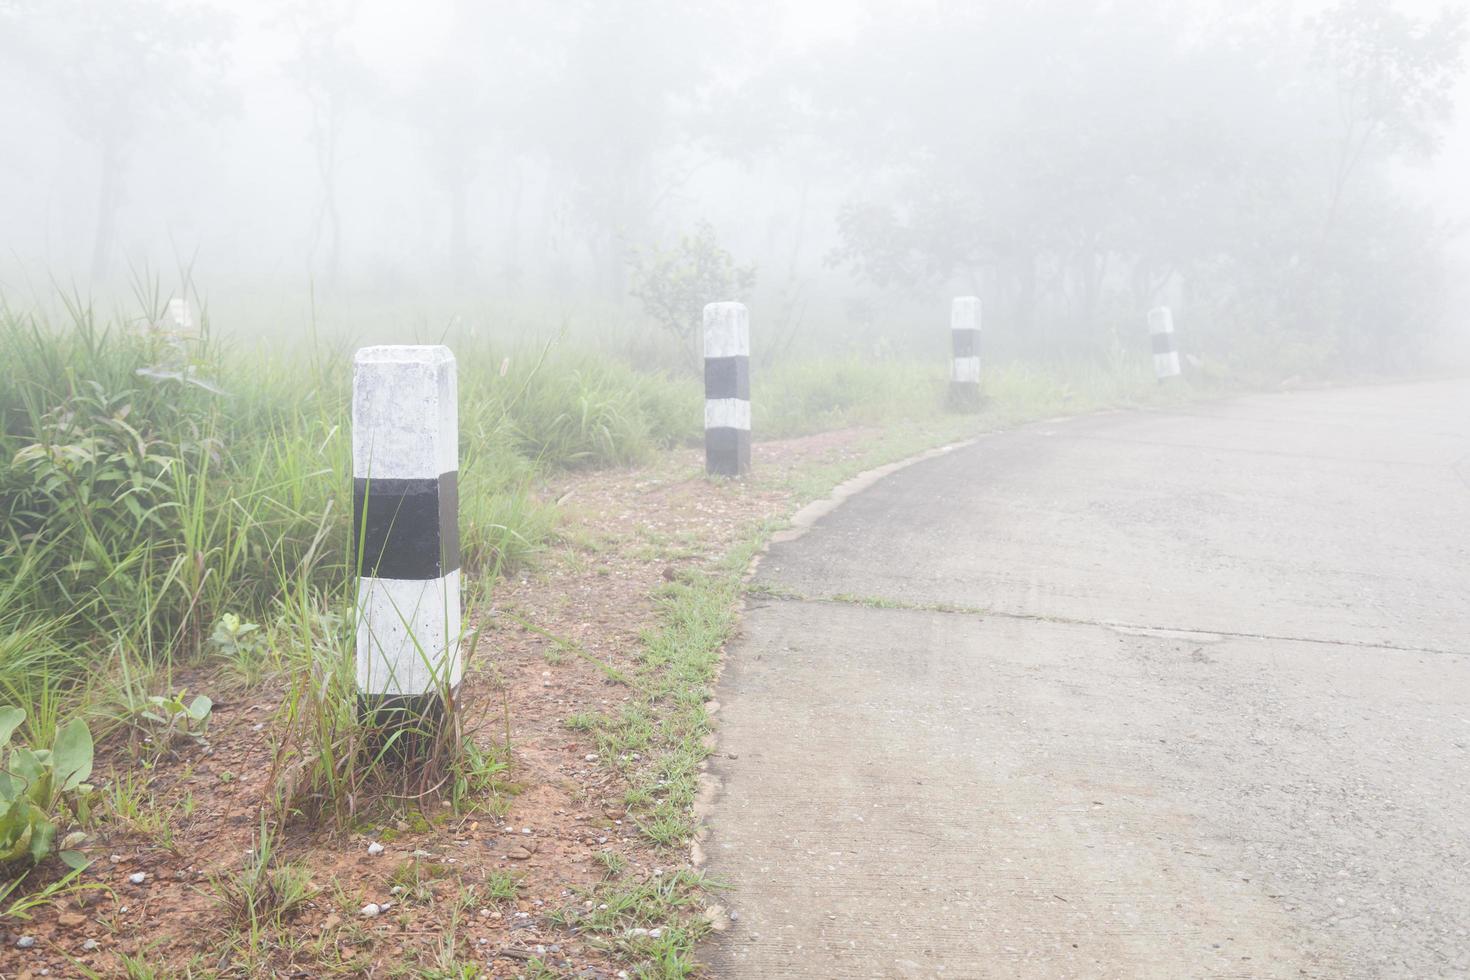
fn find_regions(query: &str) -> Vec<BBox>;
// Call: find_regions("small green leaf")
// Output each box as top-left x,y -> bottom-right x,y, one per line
59,849 -> 90,871
52,717 -> 94,793
10,747 -> 44,786
0,706 -> 23,747
29,814 -> 56,863
187,695 -> 213,723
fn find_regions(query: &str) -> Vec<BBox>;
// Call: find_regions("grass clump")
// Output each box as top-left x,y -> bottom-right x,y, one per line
550,869 -> 713,979
209,820 -> 316,972
755,355 -> 946,438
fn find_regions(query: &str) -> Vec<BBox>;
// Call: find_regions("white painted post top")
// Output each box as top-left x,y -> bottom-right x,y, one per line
1148,307 -> 1174,334
352,345 -> 458,480
951,296 -> 981,331
703,302 -> 750,358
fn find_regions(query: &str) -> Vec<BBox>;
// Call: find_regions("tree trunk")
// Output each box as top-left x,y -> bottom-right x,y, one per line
90,136 -> 123,285
448,161 -> 470,291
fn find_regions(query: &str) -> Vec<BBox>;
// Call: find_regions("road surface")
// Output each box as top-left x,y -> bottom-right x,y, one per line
703,380 -> 1470,979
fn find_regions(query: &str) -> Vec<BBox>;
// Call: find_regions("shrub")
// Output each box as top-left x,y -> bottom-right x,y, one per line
0,707 -> 93,871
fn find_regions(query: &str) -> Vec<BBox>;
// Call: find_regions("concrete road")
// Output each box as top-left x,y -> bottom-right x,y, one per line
703,381 -> 1470,979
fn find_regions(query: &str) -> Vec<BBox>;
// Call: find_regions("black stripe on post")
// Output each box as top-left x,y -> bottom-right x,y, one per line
353,472 -> 460,580
703,302 -> 751,478
705,427 -> 751,477
952,328 -> 981,358
703,356 -> 751,400
1150,331 -> 1177,355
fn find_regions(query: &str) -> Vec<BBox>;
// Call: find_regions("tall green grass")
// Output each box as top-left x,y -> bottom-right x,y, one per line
0,301 -> 700,742
751,353 -> 1191,438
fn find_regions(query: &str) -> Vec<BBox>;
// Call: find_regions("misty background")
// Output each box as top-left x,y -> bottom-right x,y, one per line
1,0 -> 1467,375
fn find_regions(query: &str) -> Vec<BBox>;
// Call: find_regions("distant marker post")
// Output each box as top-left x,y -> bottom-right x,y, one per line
1148,307 -> 1181,380
351,346 -> 461,744
703,301 -> 751,477
950,296 -> 982,408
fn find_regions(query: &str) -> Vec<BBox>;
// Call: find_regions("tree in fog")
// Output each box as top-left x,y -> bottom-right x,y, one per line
1314,0 -> 1466,236
0,0 -> 230,282
530,0 -> 762,295
629,220 -> 757,370
278,0 -> 369,288
791,0 -> 1465,368
400,1 -> 559,291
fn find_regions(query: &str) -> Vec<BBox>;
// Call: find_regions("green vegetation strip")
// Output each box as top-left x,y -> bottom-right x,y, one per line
551,526 -> 771,978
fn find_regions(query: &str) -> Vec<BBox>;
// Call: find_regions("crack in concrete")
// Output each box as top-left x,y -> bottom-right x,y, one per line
746,587 -> 1470,658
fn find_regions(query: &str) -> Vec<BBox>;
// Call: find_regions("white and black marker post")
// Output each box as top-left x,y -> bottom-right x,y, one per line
704,301 -> 751,477
951,295 -> 982,396
352,346 -> 461,737
1148,306 -> 1181,380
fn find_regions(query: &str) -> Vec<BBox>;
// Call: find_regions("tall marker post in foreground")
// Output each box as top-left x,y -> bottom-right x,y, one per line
1148,306 -> 1181,380
950,296 -> 982,406
352,346 -> 461,739
704,301 -> 751,477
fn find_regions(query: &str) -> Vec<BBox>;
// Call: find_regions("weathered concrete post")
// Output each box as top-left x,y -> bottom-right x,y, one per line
1148,307 -> 1181,380
950,296 -> 982,404
352,346 -> 461,732
703,302 -> 751,477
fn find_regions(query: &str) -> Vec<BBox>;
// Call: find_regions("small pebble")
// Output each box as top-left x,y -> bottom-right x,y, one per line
16,935 -> 36,948
478,908 -> 492,918
82,939 -> 99,952
366,842 -> 384,856
361,903 -> 382,918
128,872 -> 147,885
584,753 -> 598,762
650,928 -> 663,939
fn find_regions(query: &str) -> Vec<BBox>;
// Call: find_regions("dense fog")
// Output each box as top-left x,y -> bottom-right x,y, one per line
1,0 -> 1466,370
